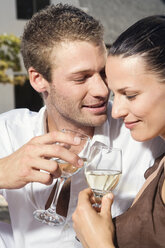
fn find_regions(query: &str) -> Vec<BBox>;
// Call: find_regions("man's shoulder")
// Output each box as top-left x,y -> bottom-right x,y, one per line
0,107 -> 46,134
0,108 -> 37,124
0,108 -> 36,120
0,107 -> 46,153
0,107 -> 44,124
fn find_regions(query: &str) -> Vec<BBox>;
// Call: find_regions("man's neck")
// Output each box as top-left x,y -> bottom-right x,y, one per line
46,112 -> 94,138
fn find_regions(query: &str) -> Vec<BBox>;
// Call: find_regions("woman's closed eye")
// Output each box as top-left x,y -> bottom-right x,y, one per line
125,94 -> 137,100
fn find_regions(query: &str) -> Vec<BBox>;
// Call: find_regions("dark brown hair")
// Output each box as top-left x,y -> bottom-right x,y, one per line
109,15 -> 165,81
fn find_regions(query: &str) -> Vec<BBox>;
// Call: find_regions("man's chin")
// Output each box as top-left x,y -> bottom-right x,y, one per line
84,114 -> 107,127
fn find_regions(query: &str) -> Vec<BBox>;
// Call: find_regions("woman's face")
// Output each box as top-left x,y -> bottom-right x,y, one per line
106,55 -> 165,141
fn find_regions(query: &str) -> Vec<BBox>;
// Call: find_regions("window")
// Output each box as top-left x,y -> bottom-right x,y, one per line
16,0 -> 50,19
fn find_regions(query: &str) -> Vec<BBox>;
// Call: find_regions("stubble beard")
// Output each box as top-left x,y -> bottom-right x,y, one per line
48,85 -> 108,128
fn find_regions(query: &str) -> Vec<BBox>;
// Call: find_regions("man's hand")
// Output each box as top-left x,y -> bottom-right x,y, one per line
0,131 -> 83,189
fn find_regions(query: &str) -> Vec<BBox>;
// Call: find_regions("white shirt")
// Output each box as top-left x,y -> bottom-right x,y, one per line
0,102 -> 164,248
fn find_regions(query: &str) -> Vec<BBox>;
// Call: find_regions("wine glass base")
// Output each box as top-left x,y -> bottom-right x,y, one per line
33,209 -> 66,226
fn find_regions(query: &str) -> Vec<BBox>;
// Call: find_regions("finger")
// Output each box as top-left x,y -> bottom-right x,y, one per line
33,144 -> 84,168
90,194 -> 97,205
31,131 -> 81,146
29,169 -> 54,185
100,192 -> 114,217
93,205 -> 101,212
32,158 -> 62,177
77,188 -> 93,206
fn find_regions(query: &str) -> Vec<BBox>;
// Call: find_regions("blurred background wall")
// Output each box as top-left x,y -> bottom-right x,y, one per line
0,0 -> 165,114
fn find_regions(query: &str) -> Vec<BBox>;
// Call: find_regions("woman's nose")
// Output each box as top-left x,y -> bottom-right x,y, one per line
112,97 -> 128,119
90,75 -> 109,99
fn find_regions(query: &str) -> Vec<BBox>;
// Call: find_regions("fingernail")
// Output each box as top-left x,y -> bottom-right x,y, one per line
78,159 -> 84,167
74,137 -> 81,144
105,193 -> 113,200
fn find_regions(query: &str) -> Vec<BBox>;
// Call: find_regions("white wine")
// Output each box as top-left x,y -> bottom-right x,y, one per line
59,162 -> 79,177
57,158 -> 87,178
85,169 -> 121,196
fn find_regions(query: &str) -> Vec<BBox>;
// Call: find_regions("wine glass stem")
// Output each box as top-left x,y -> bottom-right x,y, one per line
50,177 -> 66,211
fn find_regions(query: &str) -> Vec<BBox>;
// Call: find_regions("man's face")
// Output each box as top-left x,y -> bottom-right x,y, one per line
46,41 -> 109,130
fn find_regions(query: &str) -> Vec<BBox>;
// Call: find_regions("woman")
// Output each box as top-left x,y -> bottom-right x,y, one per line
72,15 -> 165,248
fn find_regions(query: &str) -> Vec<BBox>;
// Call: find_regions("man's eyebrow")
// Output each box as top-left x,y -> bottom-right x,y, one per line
71,70 -> 91,75
70,66 -> 105,75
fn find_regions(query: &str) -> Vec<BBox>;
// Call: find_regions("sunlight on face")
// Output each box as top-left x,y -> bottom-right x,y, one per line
45,41 -> 109,131
106,55 -> 165,141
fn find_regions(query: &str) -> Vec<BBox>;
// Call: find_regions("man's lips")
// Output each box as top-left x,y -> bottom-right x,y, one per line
124,120 -> 140,129
83,101 -> 106,108
82,101 -> 107,113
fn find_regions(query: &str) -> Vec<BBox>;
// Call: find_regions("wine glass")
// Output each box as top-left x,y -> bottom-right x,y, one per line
85,143 -> 122,207
33,129 -> 90,226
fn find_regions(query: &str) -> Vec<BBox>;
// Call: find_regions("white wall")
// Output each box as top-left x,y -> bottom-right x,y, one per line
0,84 -> 14,114
0,0 -> 81,114
0,0 -> 80,37
0,1 -> 26,113
0,0 -> 80,38
0,0 -> 27,37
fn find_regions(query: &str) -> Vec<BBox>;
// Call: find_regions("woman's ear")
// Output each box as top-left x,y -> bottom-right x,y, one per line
28,67 -> 49,93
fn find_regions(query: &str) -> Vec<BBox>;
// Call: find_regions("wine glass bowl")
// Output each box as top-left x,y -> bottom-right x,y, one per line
85,144 -> 122,206
33,129 -> 90,226
57,159 -> 80,178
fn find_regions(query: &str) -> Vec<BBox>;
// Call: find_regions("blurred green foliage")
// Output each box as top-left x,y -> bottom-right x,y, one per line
0,34 -> 27,85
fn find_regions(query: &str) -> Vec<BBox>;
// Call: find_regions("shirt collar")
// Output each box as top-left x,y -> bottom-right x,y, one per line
33,106 -> 47,136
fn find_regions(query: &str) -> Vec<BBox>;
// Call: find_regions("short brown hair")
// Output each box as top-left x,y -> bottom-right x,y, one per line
21,3 -> 104,82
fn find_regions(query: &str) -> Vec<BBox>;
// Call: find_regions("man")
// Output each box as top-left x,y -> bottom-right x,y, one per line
0,4 -> 164,248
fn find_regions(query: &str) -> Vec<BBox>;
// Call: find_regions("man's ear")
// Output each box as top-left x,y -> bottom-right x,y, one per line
28,67 -> 49,93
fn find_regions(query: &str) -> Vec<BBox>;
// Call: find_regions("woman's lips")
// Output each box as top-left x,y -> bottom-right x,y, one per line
124,121 -> 140,129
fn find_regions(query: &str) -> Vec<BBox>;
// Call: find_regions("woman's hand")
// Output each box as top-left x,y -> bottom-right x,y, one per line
72,188 -> 115,248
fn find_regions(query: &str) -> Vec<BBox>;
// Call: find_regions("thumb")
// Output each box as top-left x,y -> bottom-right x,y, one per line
100,192 -> 114,217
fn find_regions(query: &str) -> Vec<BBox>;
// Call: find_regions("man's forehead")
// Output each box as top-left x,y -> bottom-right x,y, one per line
51,41 -> 106,72
52,40 -> 106,56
